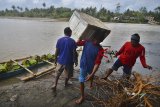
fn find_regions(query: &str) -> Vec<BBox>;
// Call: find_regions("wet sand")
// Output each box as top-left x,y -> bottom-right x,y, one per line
0,68 -> 100,107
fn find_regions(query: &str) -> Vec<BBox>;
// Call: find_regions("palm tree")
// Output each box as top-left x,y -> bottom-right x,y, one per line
154,6 -> 160,13
12,5 -> 16,10
42,3 -> 46,8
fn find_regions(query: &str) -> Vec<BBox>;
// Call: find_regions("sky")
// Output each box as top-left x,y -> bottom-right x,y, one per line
0,0 -> 160,12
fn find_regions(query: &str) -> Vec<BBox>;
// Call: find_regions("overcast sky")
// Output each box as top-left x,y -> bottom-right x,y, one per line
0,0 -> 160,12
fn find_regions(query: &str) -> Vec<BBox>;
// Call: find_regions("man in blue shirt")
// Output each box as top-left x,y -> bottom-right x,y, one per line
75,30 -> 104,104
51,27 -> 77,92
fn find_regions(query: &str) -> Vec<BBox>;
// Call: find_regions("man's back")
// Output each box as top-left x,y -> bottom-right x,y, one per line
80,41 -> 102,71
56,36 -> 76,65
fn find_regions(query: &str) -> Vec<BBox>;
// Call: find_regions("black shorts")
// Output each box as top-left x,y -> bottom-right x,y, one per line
112,59 -> 132,75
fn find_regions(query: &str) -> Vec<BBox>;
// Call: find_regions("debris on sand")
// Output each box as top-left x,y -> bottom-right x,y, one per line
81,72 -> 160,107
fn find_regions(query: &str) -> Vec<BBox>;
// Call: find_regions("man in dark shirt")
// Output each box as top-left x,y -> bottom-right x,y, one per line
51,27 -> 77,92
75,30 -> 104,104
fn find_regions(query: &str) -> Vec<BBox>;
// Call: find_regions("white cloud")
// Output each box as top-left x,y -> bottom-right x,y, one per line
61,0 -> 74,6
7,0 -> 26,3
32,0 -> 46,4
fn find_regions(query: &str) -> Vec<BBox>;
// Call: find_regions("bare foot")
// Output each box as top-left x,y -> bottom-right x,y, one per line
64,81 -> 73,87
75,97 -> 84,104
51,85 -> 56,92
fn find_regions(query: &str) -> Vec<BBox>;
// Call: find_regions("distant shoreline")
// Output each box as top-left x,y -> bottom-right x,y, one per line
0,16 -> 68,22
0,16 -> 159,26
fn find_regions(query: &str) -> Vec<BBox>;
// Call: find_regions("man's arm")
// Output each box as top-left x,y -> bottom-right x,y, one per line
76,39 -> 86,46
115,42 -> 126,57
140,48 -> 152,70
54,48 -> 59,65
86,64 -> 100,81
73,49 -> 78,67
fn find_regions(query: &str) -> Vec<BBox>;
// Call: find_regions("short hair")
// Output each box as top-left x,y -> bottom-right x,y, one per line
64,27 -> 72,36
131,33 -> 140,43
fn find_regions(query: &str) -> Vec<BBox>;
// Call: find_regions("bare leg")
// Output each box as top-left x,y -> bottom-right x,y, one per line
102,68 -> 113,80
51,72 -> 62,92
89,76 -> 94,89
64,78 -> 69,87
75,82 -> 85,104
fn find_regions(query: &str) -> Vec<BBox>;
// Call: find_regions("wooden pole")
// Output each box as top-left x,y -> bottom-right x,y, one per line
43,60 -> 55,65
11,60 -> 35,75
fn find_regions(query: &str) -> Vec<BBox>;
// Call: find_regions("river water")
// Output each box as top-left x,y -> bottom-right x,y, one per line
0,18 -> 160,75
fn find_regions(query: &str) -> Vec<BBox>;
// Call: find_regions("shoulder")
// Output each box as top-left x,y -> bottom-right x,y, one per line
68,38 -> 76,45
139,44 -> 145,50
57,36 -> 65,41
125,41 -> 130,45
69,37 -> 76,42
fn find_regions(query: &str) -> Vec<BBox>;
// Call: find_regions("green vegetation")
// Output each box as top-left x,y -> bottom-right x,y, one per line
0,54 -> 55,73
0,3 -> 159,24
0,61 -> 21,73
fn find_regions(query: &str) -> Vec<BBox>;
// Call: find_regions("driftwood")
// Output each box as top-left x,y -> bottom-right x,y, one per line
76,72 -> 160,107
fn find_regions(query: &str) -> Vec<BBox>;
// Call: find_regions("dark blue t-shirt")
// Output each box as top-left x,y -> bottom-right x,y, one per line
56,36 -> 76,65
80,41 -> 101,72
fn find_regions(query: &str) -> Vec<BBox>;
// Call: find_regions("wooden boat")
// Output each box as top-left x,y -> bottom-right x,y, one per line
0,54 -> 55,81
69,11 -> 111,41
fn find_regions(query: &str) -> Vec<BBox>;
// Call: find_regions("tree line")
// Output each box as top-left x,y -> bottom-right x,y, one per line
0,3 -> 160,24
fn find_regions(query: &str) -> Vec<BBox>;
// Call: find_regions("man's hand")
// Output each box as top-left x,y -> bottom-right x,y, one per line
86,74 -> 93,81
146,65 -> 152,70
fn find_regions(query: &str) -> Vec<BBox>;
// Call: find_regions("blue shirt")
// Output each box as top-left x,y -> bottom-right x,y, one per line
56,36 -> 76,65
80,41 -> 101,72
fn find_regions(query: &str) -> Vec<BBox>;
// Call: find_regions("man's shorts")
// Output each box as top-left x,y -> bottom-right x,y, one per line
79,68 -> 92,82
111,59 -> 132,76
55,63 -> 73,78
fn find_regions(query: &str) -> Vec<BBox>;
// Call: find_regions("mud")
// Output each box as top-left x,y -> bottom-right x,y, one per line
0,69 -> 97,107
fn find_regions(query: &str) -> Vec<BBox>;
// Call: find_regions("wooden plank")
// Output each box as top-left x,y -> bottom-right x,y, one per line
35,66 -> 56,76
43,60 -> 55,65
0,56 -> 31,64
11,60 -> 35,75
21,66 -> 56,81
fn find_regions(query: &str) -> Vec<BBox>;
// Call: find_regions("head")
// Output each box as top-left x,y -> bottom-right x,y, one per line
64,27 -> 72,37
131,33 -> 140,47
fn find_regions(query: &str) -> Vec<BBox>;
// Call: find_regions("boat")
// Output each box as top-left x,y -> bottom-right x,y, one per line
69,11 -> 111,41
0,54 -> 55,80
